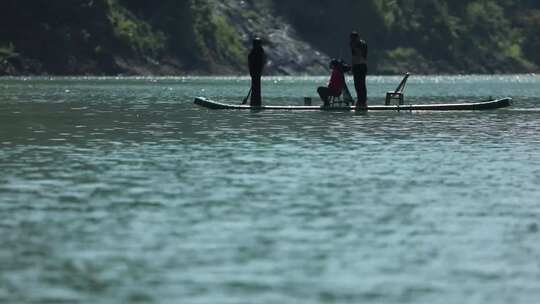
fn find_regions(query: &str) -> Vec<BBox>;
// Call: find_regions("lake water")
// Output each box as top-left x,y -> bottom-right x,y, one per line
1,75 -> 539,303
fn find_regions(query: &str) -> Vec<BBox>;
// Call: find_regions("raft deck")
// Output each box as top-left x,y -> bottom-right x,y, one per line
194,97 -> 512,111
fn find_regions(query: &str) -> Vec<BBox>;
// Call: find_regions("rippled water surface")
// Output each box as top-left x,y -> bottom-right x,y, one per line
1,75 -> 540,303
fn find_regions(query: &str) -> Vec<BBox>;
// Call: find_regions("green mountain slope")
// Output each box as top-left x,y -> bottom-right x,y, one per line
1,0 -> 539,75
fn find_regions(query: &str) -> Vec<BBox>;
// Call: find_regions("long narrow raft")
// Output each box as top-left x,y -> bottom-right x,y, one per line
194,97 -> 512,111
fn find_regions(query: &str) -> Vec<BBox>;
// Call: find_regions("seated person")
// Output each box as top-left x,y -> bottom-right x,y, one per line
317,59 -> 346,107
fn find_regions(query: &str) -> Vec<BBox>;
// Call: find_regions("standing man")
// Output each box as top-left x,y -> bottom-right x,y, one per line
248,37 -> 266,107
350,31 -> 368,111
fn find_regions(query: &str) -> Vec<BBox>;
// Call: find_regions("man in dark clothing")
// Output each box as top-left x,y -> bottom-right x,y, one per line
248,37 -> 266,106
350,31 -> 368,111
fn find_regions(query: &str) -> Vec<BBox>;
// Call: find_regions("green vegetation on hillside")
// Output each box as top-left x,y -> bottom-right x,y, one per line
1,0 -> 540,75
108,0 -> 166,57
276,0 -> 540,73
118,0 -> 243,71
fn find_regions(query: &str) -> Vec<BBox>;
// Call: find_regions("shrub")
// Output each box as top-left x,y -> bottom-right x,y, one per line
107,0 -> 166,57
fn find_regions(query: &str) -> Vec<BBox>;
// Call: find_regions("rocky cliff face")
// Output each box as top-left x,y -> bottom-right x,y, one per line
216,1 -> 329,75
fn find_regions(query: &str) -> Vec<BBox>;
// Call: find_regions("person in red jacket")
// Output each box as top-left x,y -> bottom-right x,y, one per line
317,59 -> 346,107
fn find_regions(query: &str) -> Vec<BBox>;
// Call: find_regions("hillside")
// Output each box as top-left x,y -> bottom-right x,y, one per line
1,0 -> 540,75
